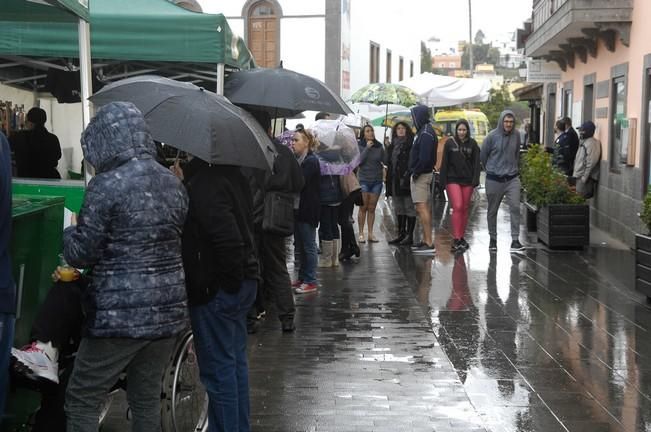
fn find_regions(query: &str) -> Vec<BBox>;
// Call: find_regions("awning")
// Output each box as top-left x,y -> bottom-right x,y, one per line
0,0 -> 253,66
398,73 -> 491,107
0,0 -> 255,92
513,83 -> 543,101
5,0 -> 88,22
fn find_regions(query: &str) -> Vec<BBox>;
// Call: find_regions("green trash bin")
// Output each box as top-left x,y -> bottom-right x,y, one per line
3,194 -> 65,431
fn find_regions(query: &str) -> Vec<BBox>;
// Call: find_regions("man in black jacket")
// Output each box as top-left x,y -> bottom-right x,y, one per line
181,157 -> 259,432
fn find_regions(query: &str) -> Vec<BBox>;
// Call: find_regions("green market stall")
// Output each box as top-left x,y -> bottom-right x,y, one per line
0,0 -> 255,93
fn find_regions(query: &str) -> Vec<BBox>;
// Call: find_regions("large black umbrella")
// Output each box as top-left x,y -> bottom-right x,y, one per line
224,67 -> 353,118
89,75 -> 276,170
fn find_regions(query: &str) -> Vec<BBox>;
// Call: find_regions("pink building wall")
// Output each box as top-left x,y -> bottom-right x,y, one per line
558,0 -> 651,168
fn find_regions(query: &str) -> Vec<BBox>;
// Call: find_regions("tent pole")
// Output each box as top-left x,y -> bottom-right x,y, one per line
216,63 -> 225,95
78,18 -> 93,185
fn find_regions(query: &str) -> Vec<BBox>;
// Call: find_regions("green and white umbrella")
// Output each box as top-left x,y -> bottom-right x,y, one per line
349,83 -> 420,107
350,83 -> 420,139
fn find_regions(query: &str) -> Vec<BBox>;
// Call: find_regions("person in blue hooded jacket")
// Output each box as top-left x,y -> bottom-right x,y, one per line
480,109 -> 525,253
0,131 -> 14,423
63,102 -> 189,431
408,105 -> 438,255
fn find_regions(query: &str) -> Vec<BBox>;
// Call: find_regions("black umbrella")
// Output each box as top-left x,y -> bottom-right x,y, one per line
224,67 -> 353,118
89,75 -> 276,170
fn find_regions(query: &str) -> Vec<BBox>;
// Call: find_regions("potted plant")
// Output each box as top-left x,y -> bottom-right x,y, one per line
636,186 -> 651,298
521,145 -> 589,248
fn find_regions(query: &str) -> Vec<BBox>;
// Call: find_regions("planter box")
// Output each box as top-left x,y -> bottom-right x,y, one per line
636,233 -> 651,299
524,201 -> 537,232
536,204 -> 589,249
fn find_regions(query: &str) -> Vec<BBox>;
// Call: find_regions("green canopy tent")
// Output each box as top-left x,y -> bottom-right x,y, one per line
3,0 -> 89,22
0,0 -> 255,94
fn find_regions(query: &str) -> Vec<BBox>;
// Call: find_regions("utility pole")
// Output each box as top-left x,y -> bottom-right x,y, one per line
468,0 -> 474,77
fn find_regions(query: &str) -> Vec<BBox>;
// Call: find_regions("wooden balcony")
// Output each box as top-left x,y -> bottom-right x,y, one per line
523,0 -> 632,70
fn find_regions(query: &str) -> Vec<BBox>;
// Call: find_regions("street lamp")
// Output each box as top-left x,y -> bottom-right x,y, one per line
468,0 -> 473,75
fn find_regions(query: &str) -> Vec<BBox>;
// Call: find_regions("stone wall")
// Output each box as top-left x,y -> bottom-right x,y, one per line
591,160 -> 644,246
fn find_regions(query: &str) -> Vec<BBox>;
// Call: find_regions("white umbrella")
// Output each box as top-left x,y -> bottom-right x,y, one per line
309,119 -> 360,175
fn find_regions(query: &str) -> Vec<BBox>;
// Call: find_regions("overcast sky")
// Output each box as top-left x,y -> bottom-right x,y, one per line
197,0 -> 533,44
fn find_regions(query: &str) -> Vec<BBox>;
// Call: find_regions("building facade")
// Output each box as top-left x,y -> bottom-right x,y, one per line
432,55 -> 462,72
520,0 -> 648,245
213,0 -> 420,99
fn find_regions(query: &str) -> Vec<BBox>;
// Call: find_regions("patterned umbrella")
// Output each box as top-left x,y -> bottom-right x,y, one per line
349,83 -> 420,107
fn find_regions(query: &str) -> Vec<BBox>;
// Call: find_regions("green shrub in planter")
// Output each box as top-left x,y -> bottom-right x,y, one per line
640,185 -> 651,235
521,144 -> 585,208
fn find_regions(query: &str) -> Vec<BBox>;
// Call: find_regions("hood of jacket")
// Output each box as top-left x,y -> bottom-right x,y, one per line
81,102 -> 156,174
495,110 -> 516,136
410,105 -> 430,131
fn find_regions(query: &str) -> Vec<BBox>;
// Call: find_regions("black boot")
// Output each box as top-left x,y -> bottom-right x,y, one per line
399,217 -> 416,246
388,215 -> 407,244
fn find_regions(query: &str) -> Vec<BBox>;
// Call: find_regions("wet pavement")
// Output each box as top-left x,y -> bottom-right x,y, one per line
248,190 -> 647,432
103,189 -> 650,431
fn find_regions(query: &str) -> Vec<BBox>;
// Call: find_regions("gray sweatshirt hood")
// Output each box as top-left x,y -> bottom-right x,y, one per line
479,109 -> 520,177
496,110 -> 516,136
81,102 -> 156,174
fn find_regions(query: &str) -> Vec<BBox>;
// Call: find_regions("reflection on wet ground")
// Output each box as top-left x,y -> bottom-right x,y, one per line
391,192 -> 648,432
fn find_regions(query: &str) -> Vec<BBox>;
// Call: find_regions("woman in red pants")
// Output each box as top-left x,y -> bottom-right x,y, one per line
439,119 -> 481,252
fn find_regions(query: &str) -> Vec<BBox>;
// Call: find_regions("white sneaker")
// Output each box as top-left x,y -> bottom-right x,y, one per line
11,342 -> 59,384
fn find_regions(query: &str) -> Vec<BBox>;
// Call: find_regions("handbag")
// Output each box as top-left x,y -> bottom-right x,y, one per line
340,172 -> 361,197
262,191 -> 295,236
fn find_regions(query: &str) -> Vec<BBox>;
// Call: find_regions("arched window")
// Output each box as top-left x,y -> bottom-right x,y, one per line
246,1 -> 280,68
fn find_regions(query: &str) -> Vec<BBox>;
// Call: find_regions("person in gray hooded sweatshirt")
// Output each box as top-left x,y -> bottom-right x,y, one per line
480,110 -> 525,252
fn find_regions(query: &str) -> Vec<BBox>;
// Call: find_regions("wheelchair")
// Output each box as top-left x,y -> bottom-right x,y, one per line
8,329 -> 207,432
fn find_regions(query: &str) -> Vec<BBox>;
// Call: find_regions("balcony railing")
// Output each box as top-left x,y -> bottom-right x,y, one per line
525,0 -> 633,65
533,0 -> 568,31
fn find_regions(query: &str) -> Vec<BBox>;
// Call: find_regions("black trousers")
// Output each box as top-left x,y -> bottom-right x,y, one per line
30,278 -> 86,432
31,278 -> 86,356
338,192 -> 358,255
256,229 -> 296,320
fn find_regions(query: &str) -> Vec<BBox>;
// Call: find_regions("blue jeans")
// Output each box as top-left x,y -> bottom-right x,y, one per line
189,280 -> 257,432
0,313 -> 14,421
294,222 -> 317,284
360,180 -> 383,195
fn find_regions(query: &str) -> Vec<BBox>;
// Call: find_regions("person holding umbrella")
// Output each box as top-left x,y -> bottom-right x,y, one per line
357,125 -> 385,243
291,127 -> 321,293
180,155 -> 259,431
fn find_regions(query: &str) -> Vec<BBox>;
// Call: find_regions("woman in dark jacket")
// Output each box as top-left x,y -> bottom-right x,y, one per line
385,122 -> 417,245
292,127 -> 321,294
10,107 -> 61,179
439,119 -> 480,252
357,125 -> 385,243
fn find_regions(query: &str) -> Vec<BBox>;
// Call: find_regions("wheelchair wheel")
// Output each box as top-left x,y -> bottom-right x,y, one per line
160,332 -> 208,432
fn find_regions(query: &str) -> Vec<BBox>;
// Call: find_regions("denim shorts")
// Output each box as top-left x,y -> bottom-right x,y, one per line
360,180 -> 383,195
